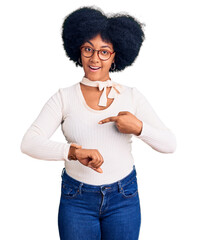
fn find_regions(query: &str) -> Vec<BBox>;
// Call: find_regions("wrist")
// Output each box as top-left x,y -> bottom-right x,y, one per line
135,120 -> 143,136
68,144 -> 81,160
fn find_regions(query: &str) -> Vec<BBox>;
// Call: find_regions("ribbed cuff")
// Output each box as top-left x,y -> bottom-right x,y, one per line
63,142 -> 82,162
63,143 -> 73,162
135,121 -> 177,153
136,121 -> 152,140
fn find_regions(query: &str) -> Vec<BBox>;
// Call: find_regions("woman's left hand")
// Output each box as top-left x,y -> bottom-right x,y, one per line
98,111 -> 143,136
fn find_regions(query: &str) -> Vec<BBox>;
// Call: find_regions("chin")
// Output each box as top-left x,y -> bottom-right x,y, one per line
85,73 -> 102,81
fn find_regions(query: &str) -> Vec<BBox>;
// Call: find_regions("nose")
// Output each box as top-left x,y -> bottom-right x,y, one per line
90,50 -> 100,63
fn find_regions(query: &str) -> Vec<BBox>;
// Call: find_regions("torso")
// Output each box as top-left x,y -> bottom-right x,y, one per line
80,83 -> 119,110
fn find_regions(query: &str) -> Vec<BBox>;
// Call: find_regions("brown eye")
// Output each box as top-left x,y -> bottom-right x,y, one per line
85,47 -> 93,52
102,50 -> 108,54
100,50 -> 110,56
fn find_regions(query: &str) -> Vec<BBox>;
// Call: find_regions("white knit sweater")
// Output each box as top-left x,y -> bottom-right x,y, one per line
20,81 -> 176,185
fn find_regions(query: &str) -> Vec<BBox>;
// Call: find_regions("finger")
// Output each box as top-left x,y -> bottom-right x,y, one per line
98,116 -> 118,124
87,152 -> 104,168
79,158 -> 91,167
93,152 -> 104,167
91,161 -> 102,168
118,111 -> 130,115
96,152 -> 104,164
95,167 -> 103,173
90,166 -> 103,173
88,159 -> 99,168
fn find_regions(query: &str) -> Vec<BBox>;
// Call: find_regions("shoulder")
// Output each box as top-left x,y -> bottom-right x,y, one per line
125,86 -> 146,100
58,82 -> 78,96
50,82 -> 78,104
115,82 -> 141,97
117,84 -> 148,108
46,83 -> 78,107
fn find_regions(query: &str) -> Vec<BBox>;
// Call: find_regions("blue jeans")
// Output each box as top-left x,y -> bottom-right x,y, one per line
58,165 -> 141,240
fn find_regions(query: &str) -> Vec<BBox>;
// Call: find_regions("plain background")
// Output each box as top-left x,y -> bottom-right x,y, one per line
1,0 -> 196,239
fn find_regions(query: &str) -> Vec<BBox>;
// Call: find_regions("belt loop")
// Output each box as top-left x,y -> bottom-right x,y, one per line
79,183 -> 83,195
118,181 -> 123,193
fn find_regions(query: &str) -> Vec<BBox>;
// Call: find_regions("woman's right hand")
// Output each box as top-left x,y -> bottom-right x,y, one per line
75,148 -> 104,173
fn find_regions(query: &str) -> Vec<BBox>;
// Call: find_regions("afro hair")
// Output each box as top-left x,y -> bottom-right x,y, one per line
62,6 -> 145,72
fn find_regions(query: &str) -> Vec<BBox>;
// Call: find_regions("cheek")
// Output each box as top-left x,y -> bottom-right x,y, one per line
103,61 -> 113,70
81,57 -> 88,68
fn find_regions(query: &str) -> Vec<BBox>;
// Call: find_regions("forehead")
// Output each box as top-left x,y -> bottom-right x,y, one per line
84,34 -> 113,48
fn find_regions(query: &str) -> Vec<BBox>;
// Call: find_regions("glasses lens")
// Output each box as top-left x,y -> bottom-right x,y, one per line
81,47 -> 112,60
99,50 -> 110,60
81,47 -> 93,57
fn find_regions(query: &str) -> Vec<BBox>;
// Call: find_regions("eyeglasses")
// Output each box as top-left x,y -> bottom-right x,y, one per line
80,46 -> 115,61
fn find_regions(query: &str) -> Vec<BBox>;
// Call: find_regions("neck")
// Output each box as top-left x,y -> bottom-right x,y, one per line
84,75 -> 111,82
80,82 -> 110,92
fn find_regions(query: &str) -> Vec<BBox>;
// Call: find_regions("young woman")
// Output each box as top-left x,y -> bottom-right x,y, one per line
20,6 -> 176,240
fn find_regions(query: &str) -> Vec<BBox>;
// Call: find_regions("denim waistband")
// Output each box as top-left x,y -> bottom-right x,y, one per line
61,165 -> 137,192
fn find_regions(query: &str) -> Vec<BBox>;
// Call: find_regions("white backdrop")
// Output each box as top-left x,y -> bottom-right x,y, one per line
1,0 -> 196,239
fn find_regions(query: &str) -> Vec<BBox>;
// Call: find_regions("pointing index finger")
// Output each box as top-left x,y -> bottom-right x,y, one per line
98,116 -> 118,124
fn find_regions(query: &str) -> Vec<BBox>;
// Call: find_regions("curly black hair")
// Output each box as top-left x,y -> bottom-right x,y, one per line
62,6 -> 145,72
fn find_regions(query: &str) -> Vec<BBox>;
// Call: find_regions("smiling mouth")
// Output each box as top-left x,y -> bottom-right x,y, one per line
89,66 -> 101,71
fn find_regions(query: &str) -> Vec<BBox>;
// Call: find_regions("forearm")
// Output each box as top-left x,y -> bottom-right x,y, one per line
136,121 -> 176,153
20,125 -> 72,161
21,88 -> 76,162
132,87 -> 176,153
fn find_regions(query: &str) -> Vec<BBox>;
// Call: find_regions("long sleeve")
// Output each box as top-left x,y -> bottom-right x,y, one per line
20,89 -> 74,161
132,87 -> 176,153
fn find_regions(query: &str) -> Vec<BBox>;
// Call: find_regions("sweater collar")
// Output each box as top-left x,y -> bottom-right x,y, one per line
80,76 -> 125,107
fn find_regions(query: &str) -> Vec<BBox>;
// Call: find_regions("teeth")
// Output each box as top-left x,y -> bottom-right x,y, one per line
90,66 -> 100,70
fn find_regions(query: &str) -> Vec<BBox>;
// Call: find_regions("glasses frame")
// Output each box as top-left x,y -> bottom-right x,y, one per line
80,46 -> 115,61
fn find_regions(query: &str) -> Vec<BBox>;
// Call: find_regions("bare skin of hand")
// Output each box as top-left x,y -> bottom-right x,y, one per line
98,111 -> 143,136
74,148 -> 104,174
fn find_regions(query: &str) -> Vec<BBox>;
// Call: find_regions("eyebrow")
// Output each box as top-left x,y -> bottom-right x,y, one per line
86,40 -> 112,50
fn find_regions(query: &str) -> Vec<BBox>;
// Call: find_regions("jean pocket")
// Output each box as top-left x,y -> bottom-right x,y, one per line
120,177 -> 138,199
61,181 -> 80,199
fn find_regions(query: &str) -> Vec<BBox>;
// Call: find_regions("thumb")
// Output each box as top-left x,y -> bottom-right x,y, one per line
96,167 -> 103,173
89,165 -> 103,173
